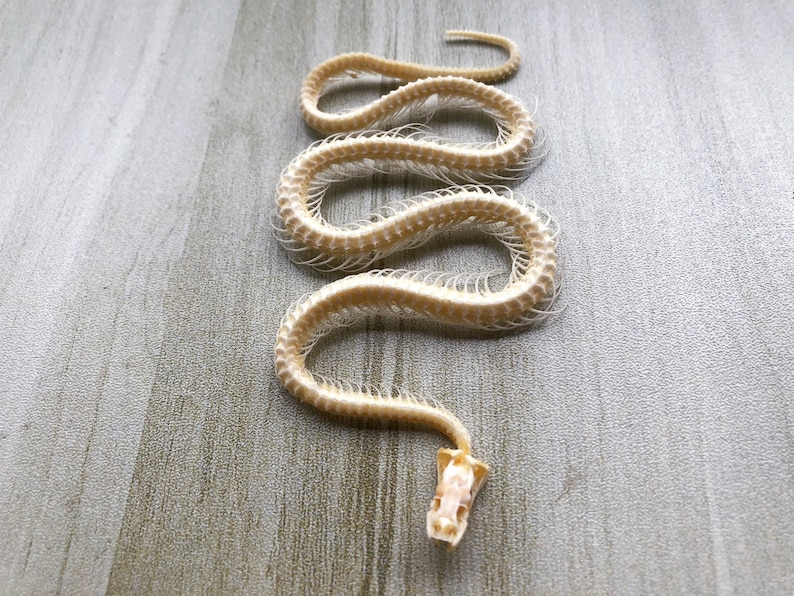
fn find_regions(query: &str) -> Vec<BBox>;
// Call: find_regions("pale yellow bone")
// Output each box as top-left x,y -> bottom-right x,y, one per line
274,31 -> 557,549
300,30 -> 521,134
427,448 -> 489,550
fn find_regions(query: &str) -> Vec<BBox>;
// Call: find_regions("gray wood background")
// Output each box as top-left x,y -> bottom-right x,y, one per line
1,0 -> 792,594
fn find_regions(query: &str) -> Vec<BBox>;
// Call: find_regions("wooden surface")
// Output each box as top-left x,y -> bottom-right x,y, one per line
2,0 -> 793,593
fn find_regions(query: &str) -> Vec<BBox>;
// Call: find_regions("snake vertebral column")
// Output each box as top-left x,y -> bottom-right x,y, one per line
274,31 -> 558,550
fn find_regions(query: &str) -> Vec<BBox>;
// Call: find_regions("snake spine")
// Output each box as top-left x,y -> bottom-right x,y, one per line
274,31 -> 558,550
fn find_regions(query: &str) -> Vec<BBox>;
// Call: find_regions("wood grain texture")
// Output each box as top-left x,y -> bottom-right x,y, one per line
1,0 -> 793,593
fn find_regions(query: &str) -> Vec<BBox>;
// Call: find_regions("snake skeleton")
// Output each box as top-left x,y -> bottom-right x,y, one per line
274,31 -> 558,550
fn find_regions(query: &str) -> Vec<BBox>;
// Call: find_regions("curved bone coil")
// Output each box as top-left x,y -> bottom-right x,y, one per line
273,31 -> 558,550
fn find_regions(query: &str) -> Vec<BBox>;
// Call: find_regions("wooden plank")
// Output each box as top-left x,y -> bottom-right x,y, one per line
1,0 -> 793,593
0,0 -> 242,593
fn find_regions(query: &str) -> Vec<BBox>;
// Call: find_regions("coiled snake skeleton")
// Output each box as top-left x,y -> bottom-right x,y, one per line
274,31 -> 558,550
